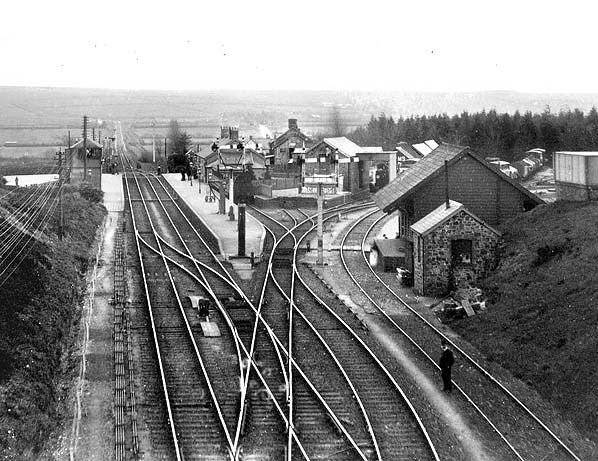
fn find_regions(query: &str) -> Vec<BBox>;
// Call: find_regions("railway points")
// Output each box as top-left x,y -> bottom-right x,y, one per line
64,121 -> 596,460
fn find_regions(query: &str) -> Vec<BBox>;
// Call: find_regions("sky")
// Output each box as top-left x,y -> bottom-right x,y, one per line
1,0 -> 597,93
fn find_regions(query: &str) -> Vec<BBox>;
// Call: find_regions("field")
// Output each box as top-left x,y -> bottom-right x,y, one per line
2,86 -> 598,165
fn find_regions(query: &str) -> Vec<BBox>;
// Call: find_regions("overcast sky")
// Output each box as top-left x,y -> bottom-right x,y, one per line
1,0 -> 596,93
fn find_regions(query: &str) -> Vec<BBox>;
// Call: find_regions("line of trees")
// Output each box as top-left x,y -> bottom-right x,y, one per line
348,107 -> 598,163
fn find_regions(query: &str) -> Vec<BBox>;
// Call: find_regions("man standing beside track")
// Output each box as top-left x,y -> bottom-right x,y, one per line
439,340 -> 455,392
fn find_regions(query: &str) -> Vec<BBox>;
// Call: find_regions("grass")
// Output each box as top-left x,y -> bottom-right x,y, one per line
0,184 -> 106,458
451,200 -> 598,441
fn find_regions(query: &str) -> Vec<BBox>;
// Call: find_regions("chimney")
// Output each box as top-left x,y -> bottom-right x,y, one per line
288,118 -> 298,130
220,126 -> 229,139
230,127 -> 239,142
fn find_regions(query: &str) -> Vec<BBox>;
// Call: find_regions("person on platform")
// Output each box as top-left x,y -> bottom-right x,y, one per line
439,340 -> 455,392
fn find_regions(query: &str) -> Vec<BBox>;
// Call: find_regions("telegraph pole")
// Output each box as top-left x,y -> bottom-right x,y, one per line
56,149 -> 64,240
83,116 -> 88,182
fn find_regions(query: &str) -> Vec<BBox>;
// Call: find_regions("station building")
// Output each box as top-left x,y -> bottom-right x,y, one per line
67,138 -> 103,188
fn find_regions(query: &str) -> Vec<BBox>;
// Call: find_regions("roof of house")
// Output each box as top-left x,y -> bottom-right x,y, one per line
425,139 -> 439,150
70,138 -> 103,149
208,148 -> 265,169
270,127 -> 311,149
374,143 -> 543,213
397,142 -> 422,159
412,142 -> 434,156
307,137 -> 362,158
410,200 -> 501,237
359,146 -> 383,154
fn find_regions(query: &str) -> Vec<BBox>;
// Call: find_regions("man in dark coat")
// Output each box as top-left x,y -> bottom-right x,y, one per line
439,340 -> 455,392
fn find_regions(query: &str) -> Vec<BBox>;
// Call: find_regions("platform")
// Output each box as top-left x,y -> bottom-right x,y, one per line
162,174 -> 265,261
101,173 -> 124,212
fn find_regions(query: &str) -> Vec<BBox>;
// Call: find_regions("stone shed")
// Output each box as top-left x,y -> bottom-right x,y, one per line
410,200 -> 500,296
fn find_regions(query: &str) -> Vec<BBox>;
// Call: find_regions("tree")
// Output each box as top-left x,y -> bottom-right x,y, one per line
167,119 -> 192,155
329,105 -> 346,137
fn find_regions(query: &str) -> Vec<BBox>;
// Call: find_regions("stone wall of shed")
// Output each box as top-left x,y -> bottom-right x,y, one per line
414,210 -> 500,296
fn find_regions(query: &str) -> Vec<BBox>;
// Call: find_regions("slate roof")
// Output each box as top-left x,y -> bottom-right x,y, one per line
410,200 -> 501,237
412,142 -> 434,156
397,141 -> 421,159
270,128 -> 311,149
307,137 -> 362,158
373,143 -> 543,213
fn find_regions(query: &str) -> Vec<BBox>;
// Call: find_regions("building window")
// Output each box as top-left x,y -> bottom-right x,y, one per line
451,239 -> 472,265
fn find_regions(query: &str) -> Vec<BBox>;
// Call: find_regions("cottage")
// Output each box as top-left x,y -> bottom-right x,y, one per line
269,118 -> 312,166
411,200 -> 501,296
374,143 -> 543,238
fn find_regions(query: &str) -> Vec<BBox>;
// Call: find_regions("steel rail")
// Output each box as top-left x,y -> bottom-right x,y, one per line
123,155 -> 236,457
349,209 -> 581,461
137,174 -> 245,452
121,165 -> 183,461
265,222 -> 382,460
148,173 -> 290,453
152,224 -> 375,460
289,208 -> 440,461
136,232 -> 313,460
339,209 -> 527,460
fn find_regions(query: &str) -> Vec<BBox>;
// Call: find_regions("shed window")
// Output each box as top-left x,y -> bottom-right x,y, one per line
451,239 -> 472,265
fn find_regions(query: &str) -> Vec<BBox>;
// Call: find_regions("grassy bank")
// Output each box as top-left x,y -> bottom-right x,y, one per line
452,200 -> 598,441
0,184 -> 105,459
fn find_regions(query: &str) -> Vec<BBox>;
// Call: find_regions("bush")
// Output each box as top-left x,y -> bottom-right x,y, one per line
77,183 -> 104,203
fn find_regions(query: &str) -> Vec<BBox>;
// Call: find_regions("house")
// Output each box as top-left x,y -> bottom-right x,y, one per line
554,151 -> 598,201
67,137 -> 103,188
374,143 -> 543,238
302,137 -> 365,194
411,200 -> 501,296
205,146 -> 266,178
269,118 -> 312,166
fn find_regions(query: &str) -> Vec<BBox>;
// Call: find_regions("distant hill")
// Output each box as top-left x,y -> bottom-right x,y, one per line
452,200 -> 598,442
2,86 -> 598,133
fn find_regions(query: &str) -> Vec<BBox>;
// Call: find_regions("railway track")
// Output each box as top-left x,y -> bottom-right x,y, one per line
332,208 -> 588,460
251,206 -> 439,460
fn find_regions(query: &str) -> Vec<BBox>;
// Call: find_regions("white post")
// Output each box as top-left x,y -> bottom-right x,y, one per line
317,183 -> 324,265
